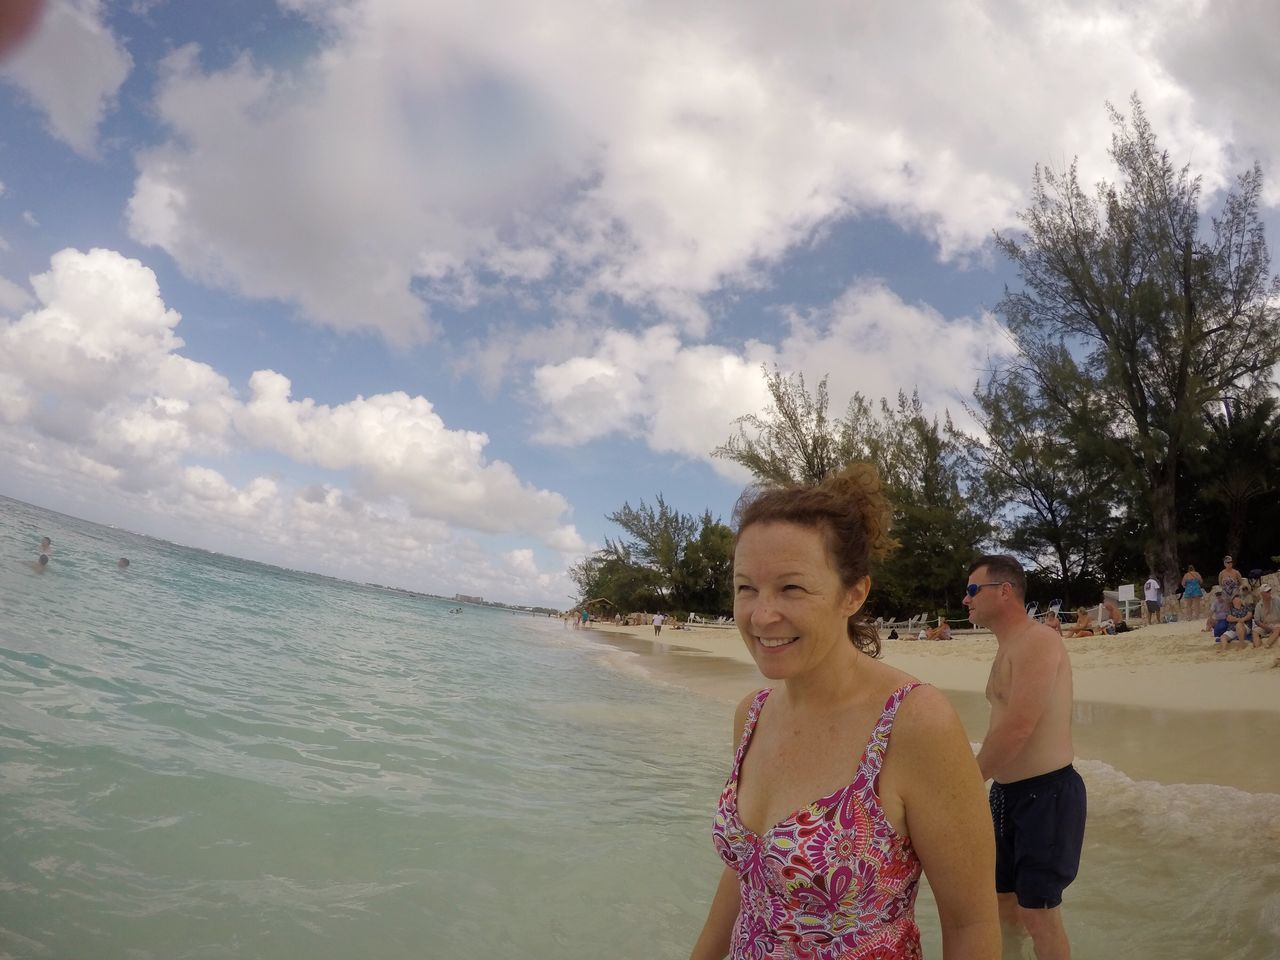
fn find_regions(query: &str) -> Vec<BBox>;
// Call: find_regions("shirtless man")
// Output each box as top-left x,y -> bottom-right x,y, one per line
965,555 -> 1085,960
1062,607 -> 1096,638
1101,598 -> 1128,634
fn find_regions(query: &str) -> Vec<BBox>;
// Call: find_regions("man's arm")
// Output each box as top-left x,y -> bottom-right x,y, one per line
976,637 -> 1059,781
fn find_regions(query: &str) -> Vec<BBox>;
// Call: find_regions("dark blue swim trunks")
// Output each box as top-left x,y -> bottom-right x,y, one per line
990,764 -> 1086,909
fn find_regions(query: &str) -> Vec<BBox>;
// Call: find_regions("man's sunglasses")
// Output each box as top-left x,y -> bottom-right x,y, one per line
965,581 -> 1008,597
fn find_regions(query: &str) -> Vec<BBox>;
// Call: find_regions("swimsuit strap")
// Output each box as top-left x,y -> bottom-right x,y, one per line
728,688 -> 772,784
860,682 -> 923,779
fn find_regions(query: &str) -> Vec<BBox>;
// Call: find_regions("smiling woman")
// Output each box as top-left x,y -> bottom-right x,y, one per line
690,464 -> 1001,960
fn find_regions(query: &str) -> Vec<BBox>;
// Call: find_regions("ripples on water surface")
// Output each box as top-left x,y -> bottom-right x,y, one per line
1,496 -> 1278,958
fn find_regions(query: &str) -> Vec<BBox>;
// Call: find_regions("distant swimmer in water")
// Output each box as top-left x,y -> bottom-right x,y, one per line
39,536 -> 52,558
117,558 -> 130,570
30,553 -> 50,573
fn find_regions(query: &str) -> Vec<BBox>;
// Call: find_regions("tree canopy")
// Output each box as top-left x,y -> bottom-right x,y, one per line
570,496 -> 734,616
994,95 -> 1280,593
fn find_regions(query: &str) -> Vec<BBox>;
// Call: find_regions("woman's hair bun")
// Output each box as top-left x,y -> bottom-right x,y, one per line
828,463 -> 898,562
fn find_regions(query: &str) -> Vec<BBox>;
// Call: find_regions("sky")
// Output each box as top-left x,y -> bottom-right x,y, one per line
2,0 -> 1279,608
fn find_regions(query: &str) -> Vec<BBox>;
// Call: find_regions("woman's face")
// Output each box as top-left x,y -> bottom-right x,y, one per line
732,521 -> 868,680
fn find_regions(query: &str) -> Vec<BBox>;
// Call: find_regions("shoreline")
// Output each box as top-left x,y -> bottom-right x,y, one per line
585,619 -> 1280,714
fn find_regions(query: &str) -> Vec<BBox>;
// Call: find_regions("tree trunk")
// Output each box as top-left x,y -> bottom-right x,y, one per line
1225,497 -> 1248,562
1149,473 -> 1181,599
1054,543 -> 1072,608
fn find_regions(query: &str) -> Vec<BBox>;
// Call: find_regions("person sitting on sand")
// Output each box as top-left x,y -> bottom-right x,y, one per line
1181,565 -> 1204,621
1208,586 -> 1232,640
1222,594 -> 1254,649
1044,609 -> 1063,634
1100,597 -> 1132,634
1254,585 -> 1280,649
690,462 -> 999,959
926,620 -> 952,641
1063,607 -> 1097,637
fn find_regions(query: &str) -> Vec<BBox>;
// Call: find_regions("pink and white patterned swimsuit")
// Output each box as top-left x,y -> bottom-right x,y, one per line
712,684 -> 924,960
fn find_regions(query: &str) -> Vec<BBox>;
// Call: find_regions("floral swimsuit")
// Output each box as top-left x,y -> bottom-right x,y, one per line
712,684 -> 924,960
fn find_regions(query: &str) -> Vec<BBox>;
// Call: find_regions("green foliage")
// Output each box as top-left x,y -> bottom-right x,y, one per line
713,368 -> 853,484
714,369 -> 990,617
957,369 -> 1123,605
571,496 -> 734,616
994,95 -> 1280,594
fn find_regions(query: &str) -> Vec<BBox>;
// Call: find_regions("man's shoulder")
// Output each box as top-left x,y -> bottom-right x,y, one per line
1001,621 -> 1064,654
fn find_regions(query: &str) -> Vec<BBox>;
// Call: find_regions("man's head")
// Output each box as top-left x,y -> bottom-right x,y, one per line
40,537 -> 51,550
37,553 -> 48,567
1224,556 -> 1234,567
963,554 -> 1027,627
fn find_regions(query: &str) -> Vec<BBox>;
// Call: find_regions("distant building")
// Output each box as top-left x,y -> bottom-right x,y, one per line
455,594 -> 483,604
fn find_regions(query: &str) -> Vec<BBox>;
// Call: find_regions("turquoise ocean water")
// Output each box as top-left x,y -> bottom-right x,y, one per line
2,495 -> 1278,958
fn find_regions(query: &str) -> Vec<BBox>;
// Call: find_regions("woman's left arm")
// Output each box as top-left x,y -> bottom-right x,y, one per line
895,687 -> 1001,960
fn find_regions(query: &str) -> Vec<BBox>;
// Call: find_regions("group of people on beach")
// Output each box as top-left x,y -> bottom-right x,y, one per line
1020,557 -> 1280,660
690,465 -> 1084,960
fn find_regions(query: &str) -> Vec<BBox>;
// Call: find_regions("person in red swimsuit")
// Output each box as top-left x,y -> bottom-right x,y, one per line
691,464 -> 999,960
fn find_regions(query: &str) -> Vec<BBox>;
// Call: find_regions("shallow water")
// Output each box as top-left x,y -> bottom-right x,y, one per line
1,495 -> 1278,959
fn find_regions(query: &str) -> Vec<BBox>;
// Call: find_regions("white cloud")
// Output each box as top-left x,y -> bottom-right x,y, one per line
1,0 -> 132,155
123,0 -> 1247,342
234,369 -> 584,547
1153,0 -> 1280,204
0,273 -> 31,314
0,248 -> 235,490
0,247 -> 585,602
529,280 -> 1017,472
21,210 -> 38,227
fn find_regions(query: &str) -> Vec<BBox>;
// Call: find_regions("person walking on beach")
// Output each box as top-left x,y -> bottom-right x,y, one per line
691,464 -> 999,960
965,555 -> 1085,960
1142,574 -> 1162,625
653,611 -> 665,636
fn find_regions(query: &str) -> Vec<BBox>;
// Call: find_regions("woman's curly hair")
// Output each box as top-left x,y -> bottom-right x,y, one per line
733,462 -> 898,657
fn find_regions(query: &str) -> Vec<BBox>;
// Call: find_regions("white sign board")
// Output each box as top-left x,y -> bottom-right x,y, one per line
1118,584 -> 1135,602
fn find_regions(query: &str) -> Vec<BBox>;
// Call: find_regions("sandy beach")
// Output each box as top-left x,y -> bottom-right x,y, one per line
586,617 -> 1280,803
589,618 -> 1280,714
